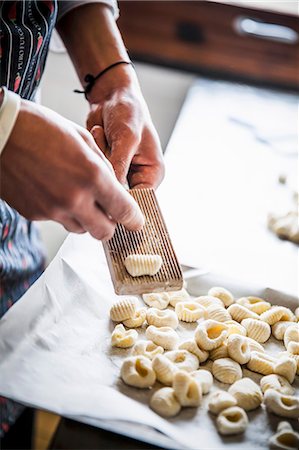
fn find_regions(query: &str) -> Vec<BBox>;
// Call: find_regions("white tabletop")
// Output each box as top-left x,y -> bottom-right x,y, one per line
157,79 -> 298,297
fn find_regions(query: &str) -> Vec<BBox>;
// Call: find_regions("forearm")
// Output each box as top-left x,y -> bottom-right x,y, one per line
56,3 -> 136,104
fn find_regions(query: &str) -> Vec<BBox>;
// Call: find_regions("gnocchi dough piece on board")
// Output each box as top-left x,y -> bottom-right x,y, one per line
179,340 -> 209,363
110,297 -> 137,322
208,286 -> 234,307
269,421 -> 299,450
208,391 -> 237,415
111,324 -> 138,348
124,254 -> 162,277
191,369 -> 213,394
260,374 -> 295,396
175,301 -> 206,322
216,406 -> 248,435
123,308 -> 146,328
131,340 -> 164,360
212,358 -> 242,384
145,325 -> 179,350
152,354 -> 177,385
142,292 -> 169,310
237,296 -> 271,315
195,320 -> 228,351
173,371 -> 202,407
121,356 -> 156,388
146,307 -> 178,329
241,318 -> 271,343
264,389 -> 299,419
165,349 -> 199,372
150,387 -> 181,417
228,377 -> 263,411
227,334 -> 251,365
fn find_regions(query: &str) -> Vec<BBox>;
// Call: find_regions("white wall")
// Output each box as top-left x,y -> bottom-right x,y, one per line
39,45 -> 195,263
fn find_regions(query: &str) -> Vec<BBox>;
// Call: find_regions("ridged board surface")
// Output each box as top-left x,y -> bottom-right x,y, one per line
103,188 -> 183,295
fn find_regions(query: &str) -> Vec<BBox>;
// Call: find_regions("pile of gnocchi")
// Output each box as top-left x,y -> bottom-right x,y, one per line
109,286 -> 299,446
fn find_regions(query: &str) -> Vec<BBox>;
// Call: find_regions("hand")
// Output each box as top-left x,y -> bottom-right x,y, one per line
86,65 -> 165,189
0,99 -> 144,240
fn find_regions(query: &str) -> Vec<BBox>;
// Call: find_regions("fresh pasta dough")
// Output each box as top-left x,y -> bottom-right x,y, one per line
173,371 -> 202,407
150,387 -> 181,417
175,301 -> 206,323
227,304 -> 260,322
131,340 -> 164,360
228,377 -> 263,411
111,324 -> 138,348
110,297 -> 137,322
241,318 -> 271,343
216,406 -> 248,435
178,340 -> 209,363
191,369 -> 213,394
206,304 -> 231,322
145,325 -> 179,350
121,356 -> 156,388
124,254 -> 162,277
123,308 -> 146,328
237,296 -> 271,315
247,351 -> 276,375
142,292 -> 169,310
264,389 -> 299,419
260,306 -> 296,325
212,358 -> 242,384
152,354 -> 177,386
227,334 -> 251,365
260,374 -> 295,396
146,307 -> 178,329
208,286 -> 234,307
165,350 -> 199,372
269,422 -> 299,450
208,391 -> 237,415
195,320 -> 228,351
168,288 -> 190,307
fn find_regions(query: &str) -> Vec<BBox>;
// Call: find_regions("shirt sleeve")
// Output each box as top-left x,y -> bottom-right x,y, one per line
57,1 -> 119,21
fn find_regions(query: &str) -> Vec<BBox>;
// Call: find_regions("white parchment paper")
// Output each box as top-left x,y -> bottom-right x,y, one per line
0,233 -> 298,449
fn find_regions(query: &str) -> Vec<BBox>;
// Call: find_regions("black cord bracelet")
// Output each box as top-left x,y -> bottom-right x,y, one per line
74,60 -> 134,99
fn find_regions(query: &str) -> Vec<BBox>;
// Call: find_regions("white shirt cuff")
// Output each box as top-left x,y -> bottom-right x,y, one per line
0,87 -> 21,156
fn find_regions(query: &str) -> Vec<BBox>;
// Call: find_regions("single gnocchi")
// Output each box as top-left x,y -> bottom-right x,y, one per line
244,336 -> 265,353
216,406 -> 248,435
227,334 -> 251,365
168,288 -> 190,307
264,389 -> 299,419
269,422 -> 299,450
142,292 -> 169,310
260,306 -> 296,325
195,320 -> 228,351
194,295 -> 223,309
121,356 -> 156,388
260,374 -> 295,396
206,304 -> 231,322
175,301 -> 206,323
274,356 -> 296,384
173,371 -> 202,407
145,325 -> 179,350
224,320 -> 247,337
227,303 -> 260,322
152,354 -> 177,386
178,340 -> 209,363
165,349 -> 199,372
247,351 -> 276,375
191,369 -> 213,394
210,342 -> 229,361
111,324 -> 138,348
208,391 -> 237,415
146,308 -> 178,329
272,321 -> 295,341
286,341 -> 299,375
150,387 -> 181,417
123,308 -> 146,328
131,340 -> 164,360
237,296 -> 271,315
212,358 -> 242,384
241,318 -> 271,343
283,324 -> 299,348
228,377 -> 263,411
208,286 -> 234,307
124,254 -> 162,277
110,297 -> 137,322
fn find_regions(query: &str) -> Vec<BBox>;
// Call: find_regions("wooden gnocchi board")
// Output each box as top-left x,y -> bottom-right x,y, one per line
102,188 -> 183,295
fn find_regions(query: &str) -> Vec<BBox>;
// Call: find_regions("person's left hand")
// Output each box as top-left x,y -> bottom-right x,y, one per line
86,64 -> 165,190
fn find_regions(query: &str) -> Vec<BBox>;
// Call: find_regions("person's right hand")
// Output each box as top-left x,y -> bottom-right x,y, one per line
0,99 -> 144,240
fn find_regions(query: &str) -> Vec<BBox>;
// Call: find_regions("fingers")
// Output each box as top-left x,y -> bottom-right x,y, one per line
109,130 -> 137,186
90,125 -> 110,157
75,199 -> 117,240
